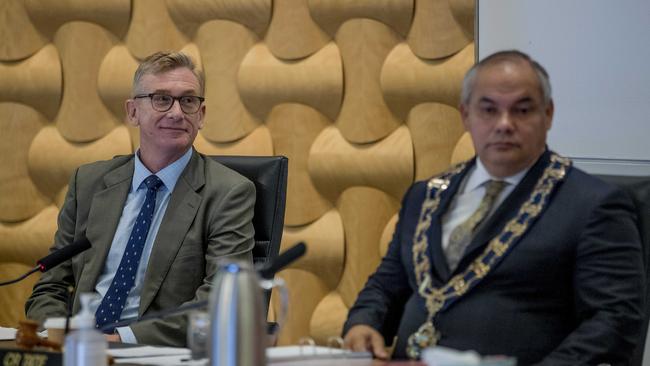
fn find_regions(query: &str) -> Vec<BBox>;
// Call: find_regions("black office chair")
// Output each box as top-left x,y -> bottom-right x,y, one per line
209,155 -> 288,311
598,174 -> 650,366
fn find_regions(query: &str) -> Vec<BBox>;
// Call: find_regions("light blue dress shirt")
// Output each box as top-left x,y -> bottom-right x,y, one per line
90,148 -> 192,343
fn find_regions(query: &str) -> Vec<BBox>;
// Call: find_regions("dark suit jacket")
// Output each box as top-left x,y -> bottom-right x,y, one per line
344,151 -> 644,365
26,149 -> 256,346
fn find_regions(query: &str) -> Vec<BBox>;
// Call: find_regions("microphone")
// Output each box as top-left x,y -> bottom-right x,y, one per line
101,242 -> 308,331
0,236 -> 91,287
257,242 -> 307,279
37,236 -> 91,272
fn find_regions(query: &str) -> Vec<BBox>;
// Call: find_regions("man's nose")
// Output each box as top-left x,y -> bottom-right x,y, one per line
166,99 -> 184,117
495,112 -> 515,132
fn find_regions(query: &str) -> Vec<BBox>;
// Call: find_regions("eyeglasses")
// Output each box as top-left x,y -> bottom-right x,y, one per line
133,93 -> 205,114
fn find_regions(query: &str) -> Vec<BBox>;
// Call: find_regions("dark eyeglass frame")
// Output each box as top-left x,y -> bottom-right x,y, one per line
133,93 -> 205,114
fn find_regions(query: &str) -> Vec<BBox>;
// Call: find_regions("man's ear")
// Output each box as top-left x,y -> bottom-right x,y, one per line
460,103 -> 470,131
197,104 -> 206,129
125,99 -> 139,127
545,100 -> 554,130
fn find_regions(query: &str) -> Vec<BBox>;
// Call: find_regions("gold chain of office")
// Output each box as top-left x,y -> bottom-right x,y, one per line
406,153 -> 571,359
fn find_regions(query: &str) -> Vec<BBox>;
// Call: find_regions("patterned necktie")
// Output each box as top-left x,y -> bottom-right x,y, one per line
445,179 -> 507,272
95,175 -> 163,332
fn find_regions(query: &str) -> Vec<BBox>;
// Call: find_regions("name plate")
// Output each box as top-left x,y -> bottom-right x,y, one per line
0,348 -> 61,366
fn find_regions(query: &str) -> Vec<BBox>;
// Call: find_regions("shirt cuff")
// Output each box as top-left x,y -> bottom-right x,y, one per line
116,326 -> 137,344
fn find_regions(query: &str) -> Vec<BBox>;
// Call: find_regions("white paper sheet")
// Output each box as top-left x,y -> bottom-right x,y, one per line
0,327 -> 16,341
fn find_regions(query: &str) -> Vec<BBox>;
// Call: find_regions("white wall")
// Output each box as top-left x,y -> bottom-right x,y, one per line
477,0 -> 650,177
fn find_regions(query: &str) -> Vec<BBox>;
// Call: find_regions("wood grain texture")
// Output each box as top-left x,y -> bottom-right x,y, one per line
28,126 -> 132,199
335,19 -> 402,144
0,264 -> 40,327
265,0 -> 330,60
0,206 -> 58,265
309,292 -> 347,344
408,103 -> 466,180
381,43 -> 474,120
280,209 -> 344,289
267,103 -> 332,226
197,20 -> 261,143
451,131 -> 475,164
193,125 -> 273,156
239,42 -> 343,121
97,45 -> 139,120
379,213 -> 398,257
167,0 -> 271,39
336,187 -> 400,307
308,126 -> 413,202
0,0 -> 47,61
54,22 -> 120,142
0,45 -> 61,119
0,103 -> 50,222
449,0 -> 475,38
125,0 -> 187,59
407,0 -> 472,59
24,0 -> 131,39
308,0 -> 414,37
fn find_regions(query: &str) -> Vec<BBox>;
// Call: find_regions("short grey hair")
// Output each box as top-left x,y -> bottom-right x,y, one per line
133,51 -> 205,96
460,50 -> 552,106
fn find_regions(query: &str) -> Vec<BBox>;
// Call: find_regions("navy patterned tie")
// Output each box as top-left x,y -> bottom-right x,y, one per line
95,175 -> 163,332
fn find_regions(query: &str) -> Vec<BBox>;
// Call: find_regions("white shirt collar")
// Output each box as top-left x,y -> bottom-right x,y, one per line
463,158 -> 530,193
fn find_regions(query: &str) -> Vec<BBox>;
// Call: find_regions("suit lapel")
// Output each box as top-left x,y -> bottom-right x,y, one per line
139,151 -> 205,314
455,151 -> 551,272
76,160 -> 134,296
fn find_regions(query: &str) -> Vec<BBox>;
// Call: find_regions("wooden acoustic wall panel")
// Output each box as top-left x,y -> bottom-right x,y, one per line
308,0 -> 414,37
335,19 -> 401,144
267,104 -> 331,226
0,207 -> 59,265
239,43 -> 343,121
265,0 -> 330,60
28,126 -> 132,199
449,0 -> 475,38
24,0 -> 131,39
0,0 -> 47,61
0,45 -> 61,120
408,103 -> 467,180
54,22 -> 120,142
407,0 -> 473,59
309,126 -> 413,202
279,209 -> 345,289
336,187 -> 400,307
167,0 -> 272,39
451,132 -> 475,165
381,43 -> 474,121
0,103 -> 50,222
125,0 -> 187,59
0,264 -> 39,326
97,46 -> 139,121
309,292 -> 347,344
193,125 -> 273,156
379,213 -> 398,256
196,20 -> 260,143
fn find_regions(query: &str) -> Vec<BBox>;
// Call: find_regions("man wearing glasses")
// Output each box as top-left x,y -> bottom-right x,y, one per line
26,51 -> 256,346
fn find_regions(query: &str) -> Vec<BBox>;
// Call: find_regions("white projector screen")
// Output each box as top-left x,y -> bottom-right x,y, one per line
477,0 -> 650,176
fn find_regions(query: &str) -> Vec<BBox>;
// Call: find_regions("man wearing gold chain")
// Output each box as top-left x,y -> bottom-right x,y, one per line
342,50 -> 644,365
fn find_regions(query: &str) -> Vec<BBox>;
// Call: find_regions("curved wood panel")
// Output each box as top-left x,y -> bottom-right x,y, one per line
0,103 -> 50,222
167,0 -> 271,39
449,0 -> 475,38
0,264 -> 40,327
308,0 -> 414,37
265,0 -> 330,60
239,42 -> 343,121
97,45 -> 139,120
125,0 -> 187,59
407,0 -> 472,59
408,103 -> 466,180
309,292 -> 347,344
280,209 -> 344,288
0,45 -> 61,119
379,213 -> 398,257
335,19 -> 402,144
54,22 -> 120,142
197,20 -> 261,143
267,103 -> 332,226
0,0 -> 47,61
272,268 -> 330,346
24,0 -> 131,39
0,206 -> 58,265
28,126 -> 132,199
451,131 -> 475,165
194,125 -> 273,156
381,43 -> 474,121
309,126 -> 413,202
337,187 -> 400,307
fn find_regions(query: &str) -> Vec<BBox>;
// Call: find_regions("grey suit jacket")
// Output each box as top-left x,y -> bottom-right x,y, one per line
26,149 -> 256,346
